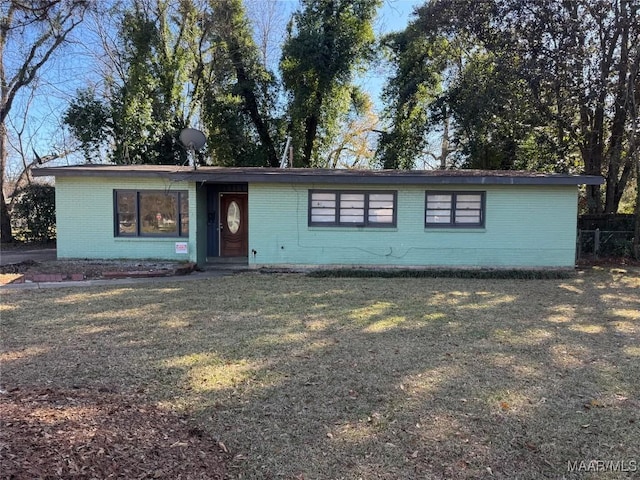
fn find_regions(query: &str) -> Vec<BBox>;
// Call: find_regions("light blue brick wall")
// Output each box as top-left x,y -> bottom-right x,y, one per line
248,183 -> 579,268
55,177 -> 199,262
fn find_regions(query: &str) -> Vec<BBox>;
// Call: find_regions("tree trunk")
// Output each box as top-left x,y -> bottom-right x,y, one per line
634,157 -> 640,259
604,0 -> 630,214
0,194 -> 12,243
440,107 -> 450,169
302,114 -> 319,168
0,121 -> 13,242
228,45 -> 279,167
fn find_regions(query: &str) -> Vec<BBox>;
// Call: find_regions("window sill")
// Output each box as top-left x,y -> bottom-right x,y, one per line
424,227 -> 486,233
308,226 -> 398,232
114,236 -> 189,241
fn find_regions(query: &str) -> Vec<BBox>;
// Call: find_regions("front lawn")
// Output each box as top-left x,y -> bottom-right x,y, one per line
2,269 -> 639,479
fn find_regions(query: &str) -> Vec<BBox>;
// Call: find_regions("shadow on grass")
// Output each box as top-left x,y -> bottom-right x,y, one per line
1,268 -> 639,479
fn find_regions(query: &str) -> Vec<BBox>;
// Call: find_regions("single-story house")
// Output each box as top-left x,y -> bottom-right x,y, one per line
33,165 -> 603,268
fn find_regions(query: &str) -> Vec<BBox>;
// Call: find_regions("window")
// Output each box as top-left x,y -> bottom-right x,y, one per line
114,190 -> 189,237
425,191 -> 484,227
309,190 -> 396,227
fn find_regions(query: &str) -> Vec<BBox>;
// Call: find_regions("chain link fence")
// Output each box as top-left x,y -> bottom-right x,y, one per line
577,214 -> 636,260
577,229 -> 635,260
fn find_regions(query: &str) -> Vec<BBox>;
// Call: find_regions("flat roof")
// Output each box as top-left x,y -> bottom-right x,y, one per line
33,164 -> 604,186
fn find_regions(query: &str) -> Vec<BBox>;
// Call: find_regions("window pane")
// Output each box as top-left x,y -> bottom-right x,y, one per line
310,192 -> 336,223
428,201 -> 452,209
427,194 -> 452,203
338,193 -> 364,224
426,194 -> 452,222
456,203 -> 481,211
455,212 -> 481,223
369,193 -> 394,202
180,193 -> 189,236
369,212 -> 394,223
116,191 -> 137,235
456,194 -> 482,203
426,216 -> 451,224
454,193 -> 481,225
368,193 -> 395,224
311,214 -> 335,222
312,193 -> 336,201
340,209 -> 364,223
139,192 -> 178,235
341,193 -> 365,202
312,199 -> 336,208
340,200 -> 365,208
369,200 -> 394,209
310,191 -> 396,227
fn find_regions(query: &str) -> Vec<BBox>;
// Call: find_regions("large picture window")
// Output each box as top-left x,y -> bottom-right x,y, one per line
309,190 -> 396,227
425,191 -> 484,227
114,190 -> 189,237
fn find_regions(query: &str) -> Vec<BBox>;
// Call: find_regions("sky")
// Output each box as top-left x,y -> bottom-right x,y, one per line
5,0 -> 423,175
365,0 -> 423,104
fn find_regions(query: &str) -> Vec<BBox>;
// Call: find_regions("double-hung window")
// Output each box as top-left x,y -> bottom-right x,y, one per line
114,190 -> 189,237
425,191 -> 485,227
309,190 -> 396,227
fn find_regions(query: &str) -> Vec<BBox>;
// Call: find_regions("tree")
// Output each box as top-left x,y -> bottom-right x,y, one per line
65,0 -> 283,168
244,0 -> 289,71
376,23 -> 456,169
64,0 -> 382,170
63,88 -> 109,163
635,159 -> 640,259
1,0 -> 88,242
12,183 -> 55,242
281,0 -> 380,167
65,0 -> 200,166
200,0 -> 280,167
322,89 -> 379,169
381,0 -> 640,214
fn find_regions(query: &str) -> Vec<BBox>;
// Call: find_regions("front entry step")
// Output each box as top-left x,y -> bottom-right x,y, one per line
205,257 -> 248,265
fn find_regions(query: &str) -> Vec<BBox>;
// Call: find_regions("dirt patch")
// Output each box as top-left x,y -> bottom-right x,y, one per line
0,259 -> 195,285
577,255 -> 640,267
0,386 -> 228,480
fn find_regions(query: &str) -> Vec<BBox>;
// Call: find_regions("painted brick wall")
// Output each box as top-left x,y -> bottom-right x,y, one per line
55,177 -> 199,262
248,183 -> 579,268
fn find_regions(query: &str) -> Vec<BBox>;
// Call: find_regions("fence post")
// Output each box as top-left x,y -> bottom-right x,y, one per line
594,228 -> 600,259
577,229 -> 582,262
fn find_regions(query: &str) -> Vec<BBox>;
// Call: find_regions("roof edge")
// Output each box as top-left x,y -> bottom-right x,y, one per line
32,165 -> 605,186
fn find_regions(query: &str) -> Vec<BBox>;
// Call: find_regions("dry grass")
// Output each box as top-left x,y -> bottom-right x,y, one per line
2,268 -> 639,479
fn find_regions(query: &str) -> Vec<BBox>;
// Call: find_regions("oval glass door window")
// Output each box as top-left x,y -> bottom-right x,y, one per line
227,200 -> 240,234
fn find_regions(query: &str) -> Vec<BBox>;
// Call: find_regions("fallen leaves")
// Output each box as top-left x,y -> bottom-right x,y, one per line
0,387 -> 228,479
584,398 -> 605,409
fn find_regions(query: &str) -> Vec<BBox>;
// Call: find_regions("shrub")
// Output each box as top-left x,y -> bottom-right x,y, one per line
11,184 -> 56,242
307,268 -> 575,280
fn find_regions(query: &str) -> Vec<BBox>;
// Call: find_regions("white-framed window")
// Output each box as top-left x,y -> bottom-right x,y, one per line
425,191 -> 484,227
309,190 -> 397,227
114,190 -> 189,237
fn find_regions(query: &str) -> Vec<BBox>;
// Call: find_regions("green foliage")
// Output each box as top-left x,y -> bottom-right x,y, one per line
63,89 -> 110,163
11,184 -> 56,242
200,0 -> 281,167
307,268 -> 575,280
63,0 -> 381,170
281,0 -> 380,166
376,26 -> 452,169
109,2 -> 191,165
380,0 -> 639,214
63,1 -> 195,166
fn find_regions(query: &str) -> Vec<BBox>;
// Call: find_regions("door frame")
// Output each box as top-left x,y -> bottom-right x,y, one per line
218,191 -> 248,257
